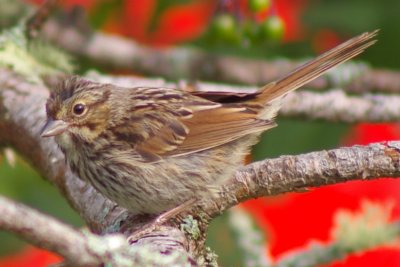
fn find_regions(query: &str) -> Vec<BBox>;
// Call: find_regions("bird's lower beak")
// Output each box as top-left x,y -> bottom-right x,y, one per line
40,119 -> 69,137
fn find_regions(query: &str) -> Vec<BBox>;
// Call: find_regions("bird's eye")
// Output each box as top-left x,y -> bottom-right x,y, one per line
73,103 -> 86,116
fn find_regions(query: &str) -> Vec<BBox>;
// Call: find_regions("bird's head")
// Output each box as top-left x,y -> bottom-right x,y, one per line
41,77 -> 112,147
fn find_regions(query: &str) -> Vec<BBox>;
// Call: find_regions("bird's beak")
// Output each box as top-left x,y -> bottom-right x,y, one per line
40,119 -> 69,137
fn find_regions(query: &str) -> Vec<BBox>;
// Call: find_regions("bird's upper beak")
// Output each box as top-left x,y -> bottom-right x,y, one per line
40,119 -> 69,137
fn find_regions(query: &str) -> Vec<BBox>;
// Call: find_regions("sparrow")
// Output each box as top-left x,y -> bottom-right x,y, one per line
41,31 -> 377,215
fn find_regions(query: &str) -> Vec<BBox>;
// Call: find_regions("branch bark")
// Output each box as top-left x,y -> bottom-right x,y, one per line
1,68 -> 400,265
0,195 -> 103,266
0,195 -> 196,266
213,141 -> 400,217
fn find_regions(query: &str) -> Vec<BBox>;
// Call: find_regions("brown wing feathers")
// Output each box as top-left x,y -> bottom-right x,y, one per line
170,108 -> 276,156
170,30 -> 377,157
257,30 -> 378,103
134,31 -> 377,160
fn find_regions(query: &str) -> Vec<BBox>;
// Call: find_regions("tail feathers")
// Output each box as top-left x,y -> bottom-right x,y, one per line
257,30 -> 378,103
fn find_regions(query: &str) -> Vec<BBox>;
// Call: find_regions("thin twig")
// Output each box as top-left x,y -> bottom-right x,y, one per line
26,0 -> 59,39
228,208 -> 272,267
281,89 -> 400,122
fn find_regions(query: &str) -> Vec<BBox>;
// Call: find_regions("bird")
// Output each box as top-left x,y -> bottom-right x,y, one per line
41,31 -> 377,215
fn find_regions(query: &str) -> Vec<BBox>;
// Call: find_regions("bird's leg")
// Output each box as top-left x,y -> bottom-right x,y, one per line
128,198 -> 197,242
155,198 -> 197,225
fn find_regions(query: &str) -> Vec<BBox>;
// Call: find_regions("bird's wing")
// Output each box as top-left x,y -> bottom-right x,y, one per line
124,88 -> 274,162
125,30 -> 377,162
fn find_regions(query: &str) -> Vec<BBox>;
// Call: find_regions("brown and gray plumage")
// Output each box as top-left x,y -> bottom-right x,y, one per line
41,31 -> 377,214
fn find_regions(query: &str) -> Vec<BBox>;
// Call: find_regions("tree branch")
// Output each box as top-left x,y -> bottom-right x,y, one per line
25,0 -> 59,39
0,195 -> 196,266
186,141 -> 400,220
280,89 -> 400,122
0,195 -> 101,266
41,18 -> 400,94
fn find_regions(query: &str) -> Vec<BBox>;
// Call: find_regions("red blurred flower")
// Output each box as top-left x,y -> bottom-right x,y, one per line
121,0 -> 157,43
149,1 -> 215,45
343,123 -> 400,146
104,0 -> 214,46
274,0 -> 307,41
0,246 -> 61,267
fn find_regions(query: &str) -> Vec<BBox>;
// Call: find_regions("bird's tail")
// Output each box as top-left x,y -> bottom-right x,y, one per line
257,30 -> 378,103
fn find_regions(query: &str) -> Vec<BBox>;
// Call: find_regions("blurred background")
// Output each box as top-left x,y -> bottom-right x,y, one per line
0,0 -> 400,266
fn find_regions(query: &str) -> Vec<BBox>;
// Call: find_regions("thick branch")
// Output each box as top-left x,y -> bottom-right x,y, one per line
41,19 -> 400,93
202,141 -> 400,218
0,195 -> 195,267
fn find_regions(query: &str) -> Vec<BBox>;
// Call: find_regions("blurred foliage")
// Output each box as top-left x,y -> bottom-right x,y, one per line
88,0 -> 123,29
0,0 -> 30,29
304,0 -> 400,69
253,119 -> 349,160
207,213 -> 247,266
0,25 -> 75,83
196,0 -> 400,67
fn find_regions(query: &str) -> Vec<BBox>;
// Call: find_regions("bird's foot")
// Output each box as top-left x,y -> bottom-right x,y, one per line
128,199 -> 197,243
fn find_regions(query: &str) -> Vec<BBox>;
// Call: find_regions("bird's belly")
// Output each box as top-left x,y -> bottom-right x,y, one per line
89,156 -> 228,214
68,137 -> 254,214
